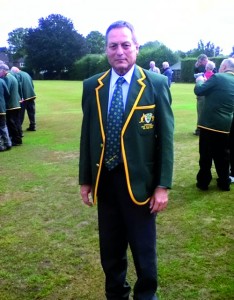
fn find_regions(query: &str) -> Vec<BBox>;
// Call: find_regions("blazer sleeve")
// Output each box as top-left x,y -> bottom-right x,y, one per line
154,75 -> 174,188
79,79 -> 92,185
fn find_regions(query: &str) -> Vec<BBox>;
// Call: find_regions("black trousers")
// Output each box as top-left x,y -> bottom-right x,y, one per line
20,100 -> 36,128
6,109 -> 22,144
0,115 -> 12,148
97,164 -> 157,300
194,96 -> 205,134
197,128 -> 230,188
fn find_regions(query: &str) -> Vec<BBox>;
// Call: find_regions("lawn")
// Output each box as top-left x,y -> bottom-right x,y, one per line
0,81 -> 233,300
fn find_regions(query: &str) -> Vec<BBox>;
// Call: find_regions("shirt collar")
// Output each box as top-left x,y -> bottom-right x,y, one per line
110,65 -> 135,87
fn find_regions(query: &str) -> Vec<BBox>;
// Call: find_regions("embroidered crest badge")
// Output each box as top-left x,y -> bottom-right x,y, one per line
139,113 -> 154,130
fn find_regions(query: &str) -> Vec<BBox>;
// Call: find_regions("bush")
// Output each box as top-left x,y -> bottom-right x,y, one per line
70,54 -> 109,80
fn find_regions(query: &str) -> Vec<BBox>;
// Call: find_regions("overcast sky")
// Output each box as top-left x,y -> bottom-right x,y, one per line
1,0 -> 234,55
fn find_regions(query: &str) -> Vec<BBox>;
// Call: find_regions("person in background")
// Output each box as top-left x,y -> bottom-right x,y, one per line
149,60 -> 160,73
11,67 -> 37,132
193,54 -> 209,136
0,78 -> 12,151
204,60 -> 215,80
194,58 -> 234,191
79,20 -> 174,300
162,61 -> 173,87
194,54 -> 208,74
0,64 -> 22,146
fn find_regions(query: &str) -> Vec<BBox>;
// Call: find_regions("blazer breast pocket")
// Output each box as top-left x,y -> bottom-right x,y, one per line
133,105 -> 156,135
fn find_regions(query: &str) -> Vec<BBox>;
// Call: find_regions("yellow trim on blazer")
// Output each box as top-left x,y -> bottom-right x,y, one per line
198,125 -> 230,134
93,67 -> 155,205
93,70 -> 110,204
121,67 -> 151,205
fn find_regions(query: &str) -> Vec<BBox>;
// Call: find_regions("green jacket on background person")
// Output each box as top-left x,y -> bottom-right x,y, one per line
194,72 -> 234,133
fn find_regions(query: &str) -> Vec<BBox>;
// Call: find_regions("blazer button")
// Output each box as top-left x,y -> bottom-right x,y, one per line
100,143 -> 103,148
96,163 -> 99,167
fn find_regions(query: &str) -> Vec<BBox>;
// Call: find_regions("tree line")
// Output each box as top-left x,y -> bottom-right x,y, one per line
6,14 -> 230,80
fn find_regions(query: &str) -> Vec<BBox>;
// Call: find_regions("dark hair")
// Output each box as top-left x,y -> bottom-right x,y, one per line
197,54 -> 208,62
105,20 -> 138,45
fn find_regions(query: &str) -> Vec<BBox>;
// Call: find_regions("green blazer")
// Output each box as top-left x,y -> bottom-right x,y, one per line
194,72 -> 234,133
79,65 -> 174,205
12,71 -> 36,101
3,73 -> 21,110
0,78 -> 9,114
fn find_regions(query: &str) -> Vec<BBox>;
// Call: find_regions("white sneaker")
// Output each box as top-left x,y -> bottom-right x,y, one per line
229,176 -> 234,183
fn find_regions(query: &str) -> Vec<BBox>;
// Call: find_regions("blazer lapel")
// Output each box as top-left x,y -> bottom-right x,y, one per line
95,66 -> 146,138
124,66 -> 146,120
95,71 -> 111,139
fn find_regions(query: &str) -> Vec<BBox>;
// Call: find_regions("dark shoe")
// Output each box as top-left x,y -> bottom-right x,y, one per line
12,142 -> 22,146
217,183 -> 230,191
196,182 -> 208,190
217,178 -> 231,191
193,131 -> 200,136
26,127 -> 36,131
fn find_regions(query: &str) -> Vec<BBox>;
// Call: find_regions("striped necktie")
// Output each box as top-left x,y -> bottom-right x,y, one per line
104,77 -> 125,170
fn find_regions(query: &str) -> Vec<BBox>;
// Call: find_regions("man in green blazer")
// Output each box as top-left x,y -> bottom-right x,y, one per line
11,67 -> 37,132
194,58 -> 234,191
0,64 -> 22,146
0,78 -> 12,150
79,20 -> 174,300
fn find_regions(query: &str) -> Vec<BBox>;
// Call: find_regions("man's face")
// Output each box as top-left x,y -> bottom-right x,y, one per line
106,27 -> 139,76
201,58 -> 208,66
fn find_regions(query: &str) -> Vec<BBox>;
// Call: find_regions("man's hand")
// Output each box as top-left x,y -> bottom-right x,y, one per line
149,187 -> 168,213
196,76 -> 206,82
80,184 -> 93,207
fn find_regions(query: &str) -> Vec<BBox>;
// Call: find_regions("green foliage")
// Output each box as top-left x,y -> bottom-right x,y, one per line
7,28 -> 29,59
186,39 -> 223,57
141,41 -> 162,49
24,14 -> 88,77
71,54 -> 109,80
86,31 -> 105,54
181,59 -> 196,83
137,44 -> 179,70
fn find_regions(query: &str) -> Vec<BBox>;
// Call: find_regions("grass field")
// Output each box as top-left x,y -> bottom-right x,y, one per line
0,81 -> 233,300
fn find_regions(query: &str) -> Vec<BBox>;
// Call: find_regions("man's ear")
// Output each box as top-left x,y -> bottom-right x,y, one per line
135,43 -> 140,55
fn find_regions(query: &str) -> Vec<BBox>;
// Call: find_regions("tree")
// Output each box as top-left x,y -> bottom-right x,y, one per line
186,40 -> 222,58
86,31 -> 105,54
137,43 -> 179,70
140,41 -> 161,50
24,14 -> 88,77
7,28 -> 29,59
